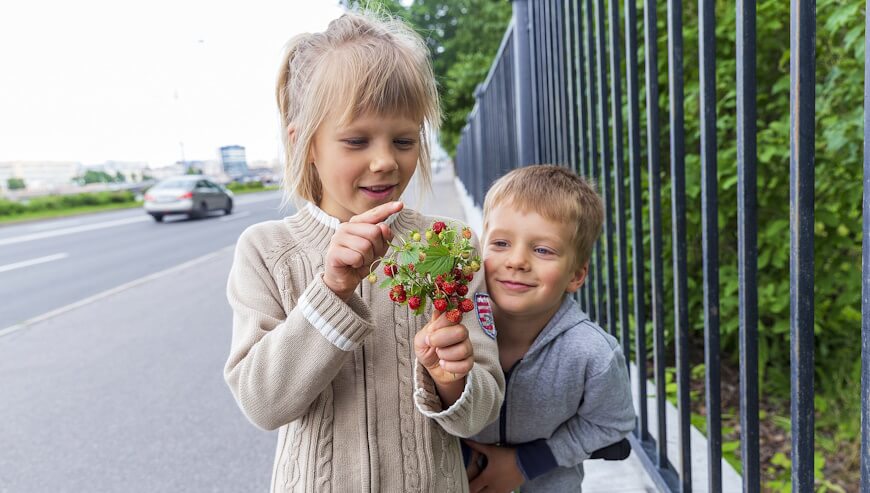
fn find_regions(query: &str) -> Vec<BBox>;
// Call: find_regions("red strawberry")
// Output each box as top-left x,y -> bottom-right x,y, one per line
384,264 -> 397,277
408,296 -> 421,310
456,284 -> 468,296
465,273 -> 474,282
434,298 -> 448,312
462,227 -> 472,239
396,292 -> 407,303
389,291 -> 398,302
443,282 -> 456,295
407,263 -> 415,272
446,309 -> 462,324
460,298 -> 474,313
453,268 -> 464,278
432,221 -> 446,234
392,284 -> 405,294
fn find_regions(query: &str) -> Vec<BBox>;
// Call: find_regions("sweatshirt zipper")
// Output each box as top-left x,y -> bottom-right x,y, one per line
499,365 -> 516,445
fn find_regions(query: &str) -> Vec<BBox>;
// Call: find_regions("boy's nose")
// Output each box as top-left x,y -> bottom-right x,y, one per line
505,251 -> 530,271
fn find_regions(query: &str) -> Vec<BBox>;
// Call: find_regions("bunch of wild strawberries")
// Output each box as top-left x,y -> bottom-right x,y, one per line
369,220 -> 481,324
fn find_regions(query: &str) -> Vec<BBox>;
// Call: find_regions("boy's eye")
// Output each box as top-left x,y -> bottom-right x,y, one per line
534,247 -> 554,255
343,138 -> 367,147
491,240 -> 509,248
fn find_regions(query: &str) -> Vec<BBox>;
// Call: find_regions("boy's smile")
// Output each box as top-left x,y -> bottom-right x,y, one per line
484,205 -> 587,327
310,111 -> 421,222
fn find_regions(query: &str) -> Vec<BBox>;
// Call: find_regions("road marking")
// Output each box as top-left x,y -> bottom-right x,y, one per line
0,216 -> 150,246
0,253 -> 69,274
218,211 -> 251,222
0,245 -> 235,339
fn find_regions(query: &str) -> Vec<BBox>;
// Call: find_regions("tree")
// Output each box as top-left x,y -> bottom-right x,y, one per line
7,177 -> 26,190
82,170 -> 115,184
114,171 -> 126,183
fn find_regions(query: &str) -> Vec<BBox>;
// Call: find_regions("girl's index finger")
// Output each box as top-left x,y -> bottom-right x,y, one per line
349,201 -> 404,224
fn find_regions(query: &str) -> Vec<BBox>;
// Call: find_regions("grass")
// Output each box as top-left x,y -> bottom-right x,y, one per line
0,185 -> 279,226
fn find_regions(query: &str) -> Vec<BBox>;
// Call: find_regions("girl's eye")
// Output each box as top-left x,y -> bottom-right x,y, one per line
491,240 -> 509,248
343,138 -> 367,147
394,139 -> 416,149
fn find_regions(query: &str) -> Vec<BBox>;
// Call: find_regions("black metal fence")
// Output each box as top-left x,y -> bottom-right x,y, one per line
454,0 -> 869,491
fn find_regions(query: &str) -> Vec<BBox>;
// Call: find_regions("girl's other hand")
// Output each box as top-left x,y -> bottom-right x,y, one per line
323,201 -> 403,300
414,311 -> 474,386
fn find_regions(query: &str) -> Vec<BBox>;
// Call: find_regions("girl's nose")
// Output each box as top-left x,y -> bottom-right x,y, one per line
369,147 -> 399,173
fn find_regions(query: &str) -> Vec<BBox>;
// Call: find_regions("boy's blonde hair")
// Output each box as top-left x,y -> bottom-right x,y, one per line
483,165 -> 604,269
276,10 -> 441,206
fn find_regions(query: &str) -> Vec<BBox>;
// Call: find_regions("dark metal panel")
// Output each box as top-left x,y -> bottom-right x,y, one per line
699,0 -> 722,490
624,0 -> 649,442
643,0 -> 669,468
789,0 -> 816,489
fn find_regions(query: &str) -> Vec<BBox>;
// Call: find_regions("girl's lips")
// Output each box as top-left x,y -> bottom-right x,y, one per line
360,185 -> 396,200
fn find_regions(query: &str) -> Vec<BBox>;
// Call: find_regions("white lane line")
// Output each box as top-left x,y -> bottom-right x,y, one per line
218,211 -> 251,222
0,216 -> 150,246
0,245 -> 235,339
0,253 -> 69,274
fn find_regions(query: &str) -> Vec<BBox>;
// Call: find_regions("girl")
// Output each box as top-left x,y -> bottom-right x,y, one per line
224,11 -> 504,493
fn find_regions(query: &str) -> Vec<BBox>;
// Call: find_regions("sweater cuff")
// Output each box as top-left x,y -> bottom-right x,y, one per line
297,274 -> 374,351
516,439 -> 559,480
413,359 -> 475,421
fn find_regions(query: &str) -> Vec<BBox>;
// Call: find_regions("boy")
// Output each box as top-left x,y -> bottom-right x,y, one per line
463,165 -> 635,492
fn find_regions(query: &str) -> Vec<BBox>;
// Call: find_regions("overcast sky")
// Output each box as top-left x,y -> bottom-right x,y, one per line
0,0 -> 345,167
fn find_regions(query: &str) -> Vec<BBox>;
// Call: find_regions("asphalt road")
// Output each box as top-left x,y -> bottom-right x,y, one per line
0,191 -> 285,492
0,191 -> 286,331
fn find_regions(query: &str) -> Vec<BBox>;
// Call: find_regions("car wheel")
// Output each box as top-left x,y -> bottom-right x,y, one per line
151,214 -> 164,222
195,202 -> 208,219
224,199 -> 233,215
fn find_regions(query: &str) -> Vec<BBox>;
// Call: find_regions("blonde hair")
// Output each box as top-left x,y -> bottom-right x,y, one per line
483,165 -> 604,269
276,11 -> 441,206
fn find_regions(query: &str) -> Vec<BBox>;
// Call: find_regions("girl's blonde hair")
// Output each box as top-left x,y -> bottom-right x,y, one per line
276,10 -> 441,206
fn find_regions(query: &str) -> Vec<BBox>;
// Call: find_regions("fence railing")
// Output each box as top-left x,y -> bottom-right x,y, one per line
454,0 -> 869,491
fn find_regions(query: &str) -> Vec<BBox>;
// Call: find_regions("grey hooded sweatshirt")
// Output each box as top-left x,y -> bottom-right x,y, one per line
467,296 -> 635,492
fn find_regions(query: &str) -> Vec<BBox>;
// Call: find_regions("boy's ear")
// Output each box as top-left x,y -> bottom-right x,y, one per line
565,261 -> 588,294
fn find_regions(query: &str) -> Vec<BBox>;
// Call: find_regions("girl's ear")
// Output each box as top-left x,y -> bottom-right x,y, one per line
565,261 -> 588,294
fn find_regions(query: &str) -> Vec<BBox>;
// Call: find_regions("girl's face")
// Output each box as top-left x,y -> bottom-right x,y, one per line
309,111 -> 421,222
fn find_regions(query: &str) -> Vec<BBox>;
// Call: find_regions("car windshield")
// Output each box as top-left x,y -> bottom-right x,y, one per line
153,179 -> 196,190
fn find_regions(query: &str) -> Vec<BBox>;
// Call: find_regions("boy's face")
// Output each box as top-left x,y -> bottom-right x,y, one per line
484,205 -> 587,321
309,111 -> 420,222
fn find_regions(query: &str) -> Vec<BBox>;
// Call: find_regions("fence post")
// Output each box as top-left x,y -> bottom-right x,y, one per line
512,0 -> 535,167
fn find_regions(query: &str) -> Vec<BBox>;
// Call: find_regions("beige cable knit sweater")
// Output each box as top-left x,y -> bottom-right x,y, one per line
225,203 -> 505,492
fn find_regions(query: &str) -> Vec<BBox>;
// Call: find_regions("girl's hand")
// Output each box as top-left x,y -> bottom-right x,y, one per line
414,311 -> 474,387
323,201 -> 403,300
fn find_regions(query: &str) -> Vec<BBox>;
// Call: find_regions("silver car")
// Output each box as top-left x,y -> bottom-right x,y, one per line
143,176 -> 234,222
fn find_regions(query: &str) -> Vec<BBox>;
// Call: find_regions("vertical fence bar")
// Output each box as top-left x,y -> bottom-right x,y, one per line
666,0 -> 691,489
608,0 -> 630,361
530,1 -> 542,164
556,0 -> 570,165
573,0 -> 592,312
565,0 -> 579,174
789,0 -> 815,489
584,0 -> 599,322
736,0 -> 760,489
513,0 -> 535,167
643,0 -> 669,471
625,0 -> 649,441
698,0 -> 722,489
595,0 -> 616,333
864,2 -> 870,488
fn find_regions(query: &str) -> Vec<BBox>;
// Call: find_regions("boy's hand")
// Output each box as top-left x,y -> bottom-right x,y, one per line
465,441 -> 525,493
323,202 -> 403,300
414,311 -> 474,406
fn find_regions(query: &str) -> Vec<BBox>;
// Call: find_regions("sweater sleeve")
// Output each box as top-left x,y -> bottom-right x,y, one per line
412,228 -> 505,437
223,228 -> 375,431
520,347 -> 634,477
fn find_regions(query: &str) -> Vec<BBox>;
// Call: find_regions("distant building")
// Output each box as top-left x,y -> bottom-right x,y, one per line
0,161 -> 82,191
220,145 -> 249,179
